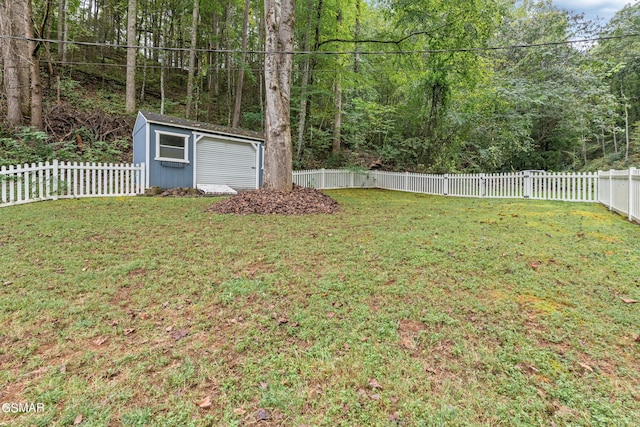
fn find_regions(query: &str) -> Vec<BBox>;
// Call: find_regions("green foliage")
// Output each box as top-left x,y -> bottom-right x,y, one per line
0,127 -> 126,167
0,128 -> 52,167
342,96 -> 396,151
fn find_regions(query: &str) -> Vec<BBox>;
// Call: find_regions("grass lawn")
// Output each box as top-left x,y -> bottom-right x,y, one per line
0,190 -> 639,426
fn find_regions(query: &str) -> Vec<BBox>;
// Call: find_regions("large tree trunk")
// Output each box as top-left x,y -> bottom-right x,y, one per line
185,0 -> 199,119
232,0 -> 250,128
0,0 -> 24,124
125,0 -> 137,114
263,0 -> 295,191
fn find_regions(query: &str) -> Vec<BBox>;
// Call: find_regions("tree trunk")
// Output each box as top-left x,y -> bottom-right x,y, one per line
57,0 -> 64,59
0,0 -> 24,124
212,11 -> 220,97
14,0 -> 30,117
332,73 -> 342,153
257,9 -> 264,129
224,5 -> 232,125
232,0 -> 250,128
624,97 -> 630,161
44,0 -> 55,77
186,0 -> 199,119
62,0 -> 69,64
296,1 -> 313,162
354,0 -> 361,73
140,61 -> 146,102
160,33 -> 166,114
125,0 -> 137,114
26,0 -> 43,129
263,0 -> 295,191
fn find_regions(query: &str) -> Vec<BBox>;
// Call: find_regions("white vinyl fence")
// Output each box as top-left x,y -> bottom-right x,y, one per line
294,168 -> 640,224
1,160 -> 146,207
294,169 -> 599,201
598,168 -> 640,223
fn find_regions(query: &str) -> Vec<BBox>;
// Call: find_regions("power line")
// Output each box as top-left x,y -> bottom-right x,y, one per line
0,33 -> 639,56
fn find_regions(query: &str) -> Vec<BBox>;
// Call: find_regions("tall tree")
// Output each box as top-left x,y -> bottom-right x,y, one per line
263,0 -> 295,191
295,0 -> 314,161
232,0 -> 250,127
0,0 -> 24,124
125,0 -> 137,114
185,0 -> 199,119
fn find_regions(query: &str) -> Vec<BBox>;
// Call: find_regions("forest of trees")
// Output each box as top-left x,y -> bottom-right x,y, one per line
0,0 -> 639,173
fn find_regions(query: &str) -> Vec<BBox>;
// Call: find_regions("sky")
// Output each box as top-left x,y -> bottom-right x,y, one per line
552,0 -> 636,22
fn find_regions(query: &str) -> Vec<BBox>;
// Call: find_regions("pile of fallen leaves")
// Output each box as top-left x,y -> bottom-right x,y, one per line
206,184 -> 339,215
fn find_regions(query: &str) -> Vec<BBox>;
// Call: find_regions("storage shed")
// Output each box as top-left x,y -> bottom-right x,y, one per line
133,111 -> 264,191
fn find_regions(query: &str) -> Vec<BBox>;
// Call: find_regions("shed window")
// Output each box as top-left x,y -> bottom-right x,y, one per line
155,131 -> 189,163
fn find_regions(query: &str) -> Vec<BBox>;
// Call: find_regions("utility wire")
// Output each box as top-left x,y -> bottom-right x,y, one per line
0,33 -> 639,56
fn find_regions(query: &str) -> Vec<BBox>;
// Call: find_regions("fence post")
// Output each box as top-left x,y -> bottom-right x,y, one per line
609,169 -> 614,211
629,167 -> 636,221
523,171 -> 531,199
140,163 -> 146,194
480,173 -> 485,198
405,171 -> 409,192
443,174 -> 449,196
1,165 -> 6,204
321,168 -> 326,189
52,159 -> 59,201
350,170 -> 354,188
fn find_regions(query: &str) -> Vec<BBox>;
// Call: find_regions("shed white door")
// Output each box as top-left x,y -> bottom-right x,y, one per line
196,138 -> 258,190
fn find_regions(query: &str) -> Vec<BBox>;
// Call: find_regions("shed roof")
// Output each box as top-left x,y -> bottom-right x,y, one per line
139,111 -> 264,142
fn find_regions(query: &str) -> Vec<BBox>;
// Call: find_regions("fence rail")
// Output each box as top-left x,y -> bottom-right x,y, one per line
1,160 -> 146,207
294,168 -> 639,224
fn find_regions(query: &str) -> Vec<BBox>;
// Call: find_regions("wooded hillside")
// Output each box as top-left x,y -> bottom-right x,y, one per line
1,0 -> 639,172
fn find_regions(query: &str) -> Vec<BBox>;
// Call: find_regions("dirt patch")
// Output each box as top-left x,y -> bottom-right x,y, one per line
398,319 -> 426,350
206,185 -> 339,215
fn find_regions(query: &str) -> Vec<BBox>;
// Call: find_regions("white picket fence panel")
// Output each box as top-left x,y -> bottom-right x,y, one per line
294,168 -> 639,224
0,160 -> 146,207
598,168 -> 639,223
